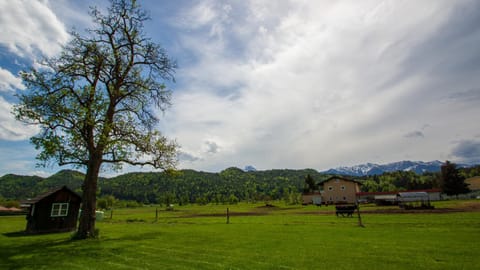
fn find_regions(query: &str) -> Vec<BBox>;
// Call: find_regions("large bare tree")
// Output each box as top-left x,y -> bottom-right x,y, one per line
14,0 -> 177,239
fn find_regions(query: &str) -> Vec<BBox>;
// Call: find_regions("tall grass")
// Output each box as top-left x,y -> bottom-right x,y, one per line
1,202 -> 479,269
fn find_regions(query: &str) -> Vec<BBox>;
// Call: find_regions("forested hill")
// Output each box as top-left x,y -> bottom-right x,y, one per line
2,165 -> 479,204
0,168 -> 327,204
100,168 -> 328,205
0,170 -> 87,200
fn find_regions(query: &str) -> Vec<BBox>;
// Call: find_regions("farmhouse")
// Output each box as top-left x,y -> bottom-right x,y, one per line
21,186 -> 81,234
321,176 -> 361,204
301,176 -> 361,205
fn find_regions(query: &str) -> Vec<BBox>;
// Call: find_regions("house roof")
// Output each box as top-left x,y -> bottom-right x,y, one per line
320,176 -> 362,185
21,186 -> 81,205
0,206 -> 22,212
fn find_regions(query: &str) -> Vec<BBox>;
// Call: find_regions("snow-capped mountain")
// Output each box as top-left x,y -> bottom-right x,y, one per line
322,160 -> 445,176
243,165 -> 257,172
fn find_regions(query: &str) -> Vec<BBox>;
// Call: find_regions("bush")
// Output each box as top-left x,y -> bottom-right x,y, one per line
0,199 -> 20,208
97,195 -> 117,210
228,194 -> 239,204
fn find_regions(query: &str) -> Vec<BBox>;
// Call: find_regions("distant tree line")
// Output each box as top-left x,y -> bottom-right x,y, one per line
98,168 -> 323,206
0,168 -> 325,206
1,163 -> 477,207
359,161 -> 473,198
358,171 -> 440,192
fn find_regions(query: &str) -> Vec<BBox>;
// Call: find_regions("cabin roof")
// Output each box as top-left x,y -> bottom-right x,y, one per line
21,186 -> 81,205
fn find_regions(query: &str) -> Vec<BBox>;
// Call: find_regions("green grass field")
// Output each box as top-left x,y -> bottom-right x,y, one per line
1,202 -> 479,269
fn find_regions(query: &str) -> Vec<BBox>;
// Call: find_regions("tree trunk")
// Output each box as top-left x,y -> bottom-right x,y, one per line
76,158 -> 102,239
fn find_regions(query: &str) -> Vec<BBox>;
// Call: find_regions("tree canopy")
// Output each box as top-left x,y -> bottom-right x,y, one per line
14,0 -> 177,239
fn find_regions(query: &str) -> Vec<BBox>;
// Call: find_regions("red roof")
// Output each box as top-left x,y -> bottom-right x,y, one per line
0,206 -> 23,212
356,189 -> 441,196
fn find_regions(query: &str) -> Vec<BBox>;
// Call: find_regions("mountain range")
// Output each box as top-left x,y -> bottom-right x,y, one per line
322,160 -> 448,176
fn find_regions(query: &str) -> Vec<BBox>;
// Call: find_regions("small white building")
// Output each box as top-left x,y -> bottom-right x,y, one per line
397,192 -> 429,202
373,194 -> 397,205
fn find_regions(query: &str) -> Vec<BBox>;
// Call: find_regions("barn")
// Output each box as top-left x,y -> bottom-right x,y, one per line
21,186 -> 82,234
301,176 -> 362,205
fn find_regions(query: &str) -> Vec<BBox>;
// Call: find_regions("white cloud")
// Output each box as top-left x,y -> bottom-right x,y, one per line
163,1 -> 480,171
0,0 -> 86,145
0,67 -> 24,92
1,0 -> 478,174
0,0 -> 69,58
0,96 -> 39,140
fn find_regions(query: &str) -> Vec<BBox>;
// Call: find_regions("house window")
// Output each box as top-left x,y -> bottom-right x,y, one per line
341,185 -> 346,191
343,196 -> 347,201
51,203 -> 69,217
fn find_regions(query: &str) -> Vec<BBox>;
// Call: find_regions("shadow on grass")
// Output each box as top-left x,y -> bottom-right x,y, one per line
0,230 -> 163,269
2,230 -> 75,238
3,231 -> 29,238
0,237 -> 78,269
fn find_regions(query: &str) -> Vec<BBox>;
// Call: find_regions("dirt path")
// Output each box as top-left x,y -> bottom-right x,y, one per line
173,201 -> 480,218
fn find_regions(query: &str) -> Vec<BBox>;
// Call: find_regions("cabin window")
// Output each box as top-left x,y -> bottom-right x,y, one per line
341,185 -> 346,191
328,186 -> 333,191
51,203 -> 69,217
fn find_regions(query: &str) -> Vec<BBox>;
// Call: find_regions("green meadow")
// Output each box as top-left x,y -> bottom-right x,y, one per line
1,202 -> 479,270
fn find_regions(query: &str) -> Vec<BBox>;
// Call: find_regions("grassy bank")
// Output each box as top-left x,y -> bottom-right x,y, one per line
1,202 -> 479,269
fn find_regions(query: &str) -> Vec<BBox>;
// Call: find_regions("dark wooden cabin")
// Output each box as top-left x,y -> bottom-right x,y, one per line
22,186 -> 81,234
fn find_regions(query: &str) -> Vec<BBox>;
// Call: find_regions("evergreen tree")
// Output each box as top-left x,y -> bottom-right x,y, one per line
303,174 -> 316,193
440,161 -> 470,197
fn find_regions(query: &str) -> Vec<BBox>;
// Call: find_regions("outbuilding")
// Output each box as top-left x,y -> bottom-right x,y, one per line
22,186 -> 82,234
397,191 -> 432,209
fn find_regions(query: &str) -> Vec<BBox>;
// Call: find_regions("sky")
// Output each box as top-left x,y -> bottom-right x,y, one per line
1,0 -> 480,177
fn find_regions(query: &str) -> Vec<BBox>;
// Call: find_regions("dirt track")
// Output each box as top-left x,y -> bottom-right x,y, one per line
180,201 -> 480,218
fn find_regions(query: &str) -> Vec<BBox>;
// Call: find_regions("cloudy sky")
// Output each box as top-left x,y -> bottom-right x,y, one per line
1,0 -> 480,177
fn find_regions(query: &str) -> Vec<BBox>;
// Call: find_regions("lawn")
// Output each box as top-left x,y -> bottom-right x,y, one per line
1,202 -> 479,269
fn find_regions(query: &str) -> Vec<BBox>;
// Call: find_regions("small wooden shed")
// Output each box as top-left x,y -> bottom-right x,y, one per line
22,186 -> 82,234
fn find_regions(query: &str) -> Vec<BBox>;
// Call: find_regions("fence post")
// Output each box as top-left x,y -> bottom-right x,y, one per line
226,208 -> 230,224
357,203 -> 364,227
155,207 -> 158,222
